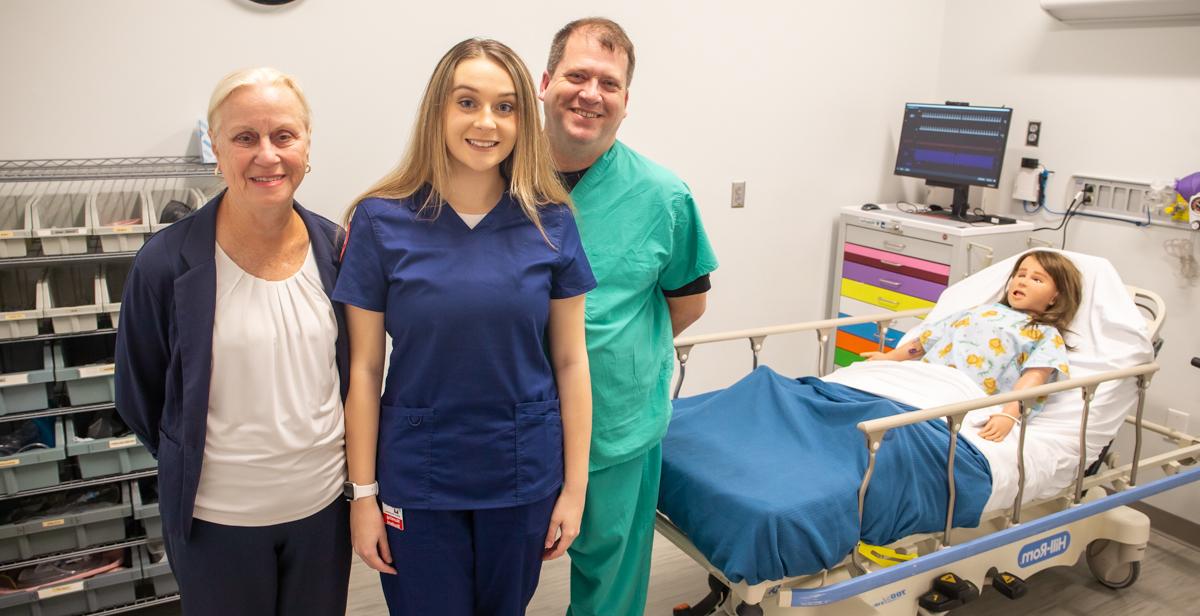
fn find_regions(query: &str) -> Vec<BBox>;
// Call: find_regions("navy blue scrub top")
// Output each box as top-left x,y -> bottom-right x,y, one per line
334,192 -> 596,510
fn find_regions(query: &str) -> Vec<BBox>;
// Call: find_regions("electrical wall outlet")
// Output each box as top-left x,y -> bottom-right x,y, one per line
1166,408 -> 1190,434
731,181 -> 746,208
1026,121 -> 1041,147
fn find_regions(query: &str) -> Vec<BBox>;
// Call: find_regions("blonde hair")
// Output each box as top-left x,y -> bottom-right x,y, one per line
1000,250 -> 1083,335
207,67 -> 311,133
345,39 -> 569,242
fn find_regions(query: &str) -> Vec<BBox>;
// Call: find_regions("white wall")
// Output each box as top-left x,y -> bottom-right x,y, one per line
0,0 -> 948,389
933,1 -> 1200,520
4,0 -> 1195,526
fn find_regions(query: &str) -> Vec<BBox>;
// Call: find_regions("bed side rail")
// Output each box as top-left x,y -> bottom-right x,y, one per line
854,362 -> 1159,558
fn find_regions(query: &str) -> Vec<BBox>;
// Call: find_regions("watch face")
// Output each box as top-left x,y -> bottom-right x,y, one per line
342,482 -> 355,499
250,0 -> 297,5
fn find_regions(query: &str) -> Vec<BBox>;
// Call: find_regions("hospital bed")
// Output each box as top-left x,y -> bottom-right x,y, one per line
655,250 -> 1200,615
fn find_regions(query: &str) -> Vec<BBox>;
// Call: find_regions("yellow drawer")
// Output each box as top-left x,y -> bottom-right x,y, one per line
841,278 -> 935,312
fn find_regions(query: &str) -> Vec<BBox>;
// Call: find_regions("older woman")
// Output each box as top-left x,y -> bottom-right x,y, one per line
114,67 -> 350,615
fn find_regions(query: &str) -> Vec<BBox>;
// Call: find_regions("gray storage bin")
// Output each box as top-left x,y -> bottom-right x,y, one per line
90,191 -> 149,253
0,270 -> 43,340
99,262 -> 129,326
130,480 -> 160,540
0,483 -> 129,562
41,264 -> 102,335
52,338 -> 114,407
0,342 -> 54,415
198,182 -> 224,203
0,419 -> 65,496
137,545 -> 176,597
147,187 -> 203,233
30,193 -> 91,256
0,549 -> 140,616
64,415 -> 154,480
0,195 -> 34,259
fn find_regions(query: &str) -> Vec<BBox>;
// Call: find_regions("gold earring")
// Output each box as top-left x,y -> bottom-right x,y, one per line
213,166 -> 222,177
305,164 -> 312,174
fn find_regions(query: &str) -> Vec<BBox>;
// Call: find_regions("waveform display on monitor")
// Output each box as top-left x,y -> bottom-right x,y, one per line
912,148 -> 995,170
918,111 -> 1006,124
917,125 -> 1003,138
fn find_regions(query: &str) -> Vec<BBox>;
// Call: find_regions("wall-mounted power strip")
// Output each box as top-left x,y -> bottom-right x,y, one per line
1066,175 -> 1180,227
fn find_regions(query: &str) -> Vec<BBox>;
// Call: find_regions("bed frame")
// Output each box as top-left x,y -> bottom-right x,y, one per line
656,287 -> 1200,615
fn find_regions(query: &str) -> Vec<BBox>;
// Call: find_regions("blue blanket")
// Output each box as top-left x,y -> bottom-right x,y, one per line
659,366 -> 992,585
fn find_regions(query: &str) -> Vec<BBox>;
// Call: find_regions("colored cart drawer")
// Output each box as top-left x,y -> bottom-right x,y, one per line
837,314 -> 905,349
837,298 -> 928,333
840,279 -> 935,313
841,261 -> 946,303
834,329 -> 889,357
834,347 -> 867,368
845,225 -> 950,265
844,242 -> 950,285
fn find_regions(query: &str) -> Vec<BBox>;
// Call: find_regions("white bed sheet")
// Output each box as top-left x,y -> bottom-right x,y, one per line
824,360 -> 1068,512
823,248 -> 1154,512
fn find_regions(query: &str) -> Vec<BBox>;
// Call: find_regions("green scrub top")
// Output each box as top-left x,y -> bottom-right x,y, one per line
572,141 -> 718,471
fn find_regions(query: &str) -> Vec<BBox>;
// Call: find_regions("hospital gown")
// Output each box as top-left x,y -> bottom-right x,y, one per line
914,302 -> 1069,416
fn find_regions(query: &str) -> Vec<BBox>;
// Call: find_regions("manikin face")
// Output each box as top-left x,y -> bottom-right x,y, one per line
1006,255 -> 1059,314
539,31 -> 629,160
209,83 -> 309,209
443,57 -> 518,175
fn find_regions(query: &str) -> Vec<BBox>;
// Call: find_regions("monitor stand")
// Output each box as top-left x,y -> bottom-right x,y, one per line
923,184 -> 988,223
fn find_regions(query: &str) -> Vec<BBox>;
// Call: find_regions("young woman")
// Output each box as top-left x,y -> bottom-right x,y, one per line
333,39 -> 594,616
864,250 -> 1084,442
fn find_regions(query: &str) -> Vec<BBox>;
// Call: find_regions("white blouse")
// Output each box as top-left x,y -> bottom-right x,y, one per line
193,242 -> 345,526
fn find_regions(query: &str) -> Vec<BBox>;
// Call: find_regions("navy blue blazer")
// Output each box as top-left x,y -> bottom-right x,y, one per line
114,193 -> 348,542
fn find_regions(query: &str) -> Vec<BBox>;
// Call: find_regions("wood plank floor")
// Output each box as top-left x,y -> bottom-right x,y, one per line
139,529 -> 1200,614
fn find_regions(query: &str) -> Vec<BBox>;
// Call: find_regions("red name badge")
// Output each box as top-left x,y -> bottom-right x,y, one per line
382,504 -> 404,531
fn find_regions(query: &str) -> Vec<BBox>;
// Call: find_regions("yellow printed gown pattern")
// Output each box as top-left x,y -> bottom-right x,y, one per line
916,303 -> 1068,416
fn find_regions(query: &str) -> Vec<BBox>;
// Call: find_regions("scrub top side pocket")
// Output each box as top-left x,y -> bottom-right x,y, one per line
378,405 -> 436,508
515,399 -> 564,503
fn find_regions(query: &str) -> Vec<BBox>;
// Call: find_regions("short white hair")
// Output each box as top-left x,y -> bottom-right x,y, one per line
207,67 -> 311,133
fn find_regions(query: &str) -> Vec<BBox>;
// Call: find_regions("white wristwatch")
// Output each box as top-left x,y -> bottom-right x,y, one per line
343,481 -> 379,501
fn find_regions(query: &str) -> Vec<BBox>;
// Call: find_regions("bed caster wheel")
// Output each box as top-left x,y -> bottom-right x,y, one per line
735,602 -> 764,616
673,575 -> 729,616
1086,540 -> 1142,590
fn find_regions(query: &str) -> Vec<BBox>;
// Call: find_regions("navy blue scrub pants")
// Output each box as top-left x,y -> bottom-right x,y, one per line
379,491 -> 557,616
165,496 -> 351,616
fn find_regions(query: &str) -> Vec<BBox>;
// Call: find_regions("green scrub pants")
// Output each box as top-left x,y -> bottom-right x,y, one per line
567,443 -> 662,616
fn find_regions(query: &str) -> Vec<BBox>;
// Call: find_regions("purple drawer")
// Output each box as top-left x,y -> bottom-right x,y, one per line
841,261 -> 946,303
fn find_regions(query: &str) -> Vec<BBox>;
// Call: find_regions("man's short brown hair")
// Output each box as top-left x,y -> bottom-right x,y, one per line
547,17 -> 636,87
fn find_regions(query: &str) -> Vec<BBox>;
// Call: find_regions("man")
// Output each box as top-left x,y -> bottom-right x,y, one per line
540,17 -> 719,616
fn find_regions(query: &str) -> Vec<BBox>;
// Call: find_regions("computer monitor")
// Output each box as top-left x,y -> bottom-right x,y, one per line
893,102 -> 1013,222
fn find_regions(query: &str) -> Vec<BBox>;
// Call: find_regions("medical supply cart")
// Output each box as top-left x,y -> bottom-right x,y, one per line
826,204 -> 1036,373
0,157 -> 221,615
